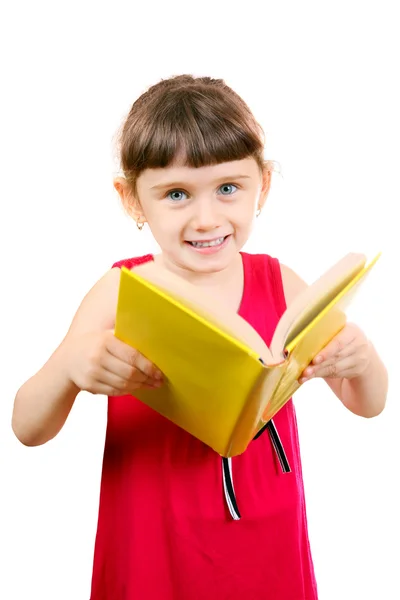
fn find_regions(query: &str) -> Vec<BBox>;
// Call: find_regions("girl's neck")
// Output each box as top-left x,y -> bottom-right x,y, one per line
153,252 -> 242,285
153,252 -> 245,312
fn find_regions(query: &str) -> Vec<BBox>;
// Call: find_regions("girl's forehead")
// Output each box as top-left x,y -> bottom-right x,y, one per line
139,157 -> 259,188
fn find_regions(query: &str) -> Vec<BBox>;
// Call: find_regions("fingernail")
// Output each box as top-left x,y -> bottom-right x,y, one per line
299,377 -> 307,384
154,371 -> 163,380
314,355 -> 323,364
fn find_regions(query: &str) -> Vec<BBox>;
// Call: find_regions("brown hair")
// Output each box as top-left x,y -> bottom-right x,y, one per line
117,74 -> 277,198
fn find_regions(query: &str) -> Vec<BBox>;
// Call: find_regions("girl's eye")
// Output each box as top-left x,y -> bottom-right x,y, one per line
167,190 -> 187,202
219,183 -> 238,195
166,183 -> 238,202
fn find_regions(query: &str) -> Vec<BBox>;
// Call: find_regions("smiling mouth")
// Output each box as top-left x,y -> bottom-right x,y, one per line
187,235 -> 229,248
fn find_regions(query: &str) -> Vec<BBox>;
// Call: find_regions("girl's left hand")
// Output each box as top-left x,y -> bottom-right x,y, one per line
299,323 -> 372,384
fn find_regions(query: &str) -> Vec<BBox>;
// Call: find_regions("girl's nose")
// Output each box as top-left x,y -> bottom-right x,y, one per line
191,200 -> 220,231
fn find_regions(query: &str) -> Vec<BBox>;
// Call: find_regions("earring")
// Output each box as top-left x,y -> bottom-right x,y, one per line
136,220 -> 145,231
256,207 -> 262,217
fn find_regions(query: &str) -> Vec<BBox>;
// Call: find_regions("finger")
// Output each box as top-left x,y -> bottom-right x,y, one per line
86,382 -> 122,396
129,349 -> 163,380
86,381 -> 161,397
301,352 -> 356,380
312,336 -> 359,366
95,369 -> 162,393
312,355 -> 357,379
106,334 -> 163,380
83,375 -> 131,396
100,352 -> 157,385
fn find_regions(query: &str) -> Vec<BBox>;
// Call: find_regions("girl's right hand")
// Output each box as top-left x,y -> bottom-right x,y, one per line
63,330 -> 163,397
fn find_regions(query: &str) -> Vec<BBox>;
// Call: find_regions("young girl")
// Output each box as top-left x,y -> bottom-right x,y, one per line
12,74 -> 388,600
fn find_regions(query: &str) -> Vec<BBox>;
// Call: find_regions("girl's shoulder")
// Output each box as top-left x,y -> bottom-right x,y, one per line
66,256 -> 153,338
244,252 -> 308,308
279,263 -> 308,307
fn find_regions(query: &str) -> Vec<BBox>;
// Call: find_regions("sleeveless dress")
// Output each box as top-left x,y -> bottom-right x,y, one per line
90,252 -> 318,600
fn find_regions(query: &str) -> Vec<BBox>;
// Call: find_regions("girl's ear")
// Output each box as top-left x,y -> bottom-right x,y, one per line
258,168 -> 272,210
114,177 -> 146,224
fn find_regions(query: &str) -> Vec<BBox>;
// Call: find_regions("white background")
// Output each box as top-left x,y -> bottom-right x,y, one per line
1,1 -> 399,599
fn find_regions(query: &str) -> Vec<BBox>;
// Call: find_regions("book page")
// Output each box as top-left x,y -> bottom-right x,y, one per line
269,253 -> 367,359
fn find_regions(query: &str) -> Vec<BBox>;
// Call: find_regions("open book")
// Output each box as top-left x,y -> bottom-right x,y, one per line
114,252 -> 380,457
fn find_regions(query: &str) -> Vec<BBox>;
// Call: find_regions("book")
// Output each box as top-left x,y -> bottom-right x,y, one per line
114,252 -> 380,457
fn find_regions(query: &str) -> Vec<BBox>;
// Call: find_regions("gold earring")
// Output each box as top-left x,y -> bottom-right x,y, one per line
136,220 -> 145,231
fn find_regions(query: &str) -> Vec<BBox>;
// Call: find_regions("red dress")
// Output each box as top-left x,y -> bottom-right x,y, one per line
90,252 -> 318,600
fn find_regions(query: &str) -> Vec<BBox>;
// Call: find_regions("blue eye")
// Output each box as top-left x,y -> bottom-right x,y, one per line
167,190 -> 187,202
219,183 -> 237,195
166,183 -> 238,202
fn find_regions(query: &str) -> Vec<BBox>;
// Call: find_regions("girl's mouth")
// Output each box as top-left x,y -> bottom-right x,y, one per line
185,235 -> 231,254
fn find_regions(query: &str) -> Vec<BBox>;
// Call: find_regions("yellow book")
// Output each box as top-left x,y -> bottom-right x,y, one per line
114,252 -> 380,457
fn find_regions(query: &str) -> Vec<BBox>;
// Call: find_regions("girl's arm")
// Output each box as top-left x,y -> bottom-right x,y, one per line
12,268 -> 121,446
12,267 -> 162,446
280,263 -> 388,418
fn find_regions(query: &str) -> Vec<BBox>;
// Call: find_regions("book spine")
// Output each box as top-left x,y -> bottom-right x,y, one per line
225,361 -> 286,457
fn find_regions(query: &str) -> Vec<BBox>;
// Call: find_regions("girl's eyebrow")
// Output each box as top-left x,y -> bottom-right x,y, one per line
150,174 -> 251,191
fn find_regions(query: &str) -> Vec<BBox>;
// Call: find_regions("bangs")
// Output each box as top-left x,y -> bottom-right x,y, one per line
120,89 -> 265,178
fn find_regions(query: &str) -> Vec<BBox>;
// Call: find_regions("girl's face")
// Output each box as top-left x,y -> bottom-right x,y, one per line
122,157 -> 270,276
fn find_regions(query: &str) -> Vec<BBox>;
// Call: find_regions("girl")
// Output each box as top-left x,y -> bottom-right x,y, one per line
12,74 -> 388,600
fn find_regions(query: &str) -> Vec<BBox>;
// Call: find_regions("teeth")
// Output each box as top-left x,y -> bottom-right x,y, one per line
190,237 -> 225,248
